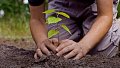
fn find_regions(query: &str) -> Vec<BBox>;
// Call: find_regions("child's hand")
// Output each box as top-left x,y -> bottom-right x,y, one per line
56,39 -> 88,60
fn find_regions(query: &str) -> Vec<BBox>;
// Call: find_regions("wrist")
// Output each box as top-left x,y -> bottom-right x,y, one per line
78,41 -> 92,55
36,37 -> 48,46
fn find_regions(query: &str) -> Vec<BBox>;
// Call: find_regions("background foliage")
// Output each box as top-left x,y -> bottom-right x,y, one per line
0,0 -> 30,39
0,0 -> 29,16
117,2 -> 120,18
0,0 -> 120,39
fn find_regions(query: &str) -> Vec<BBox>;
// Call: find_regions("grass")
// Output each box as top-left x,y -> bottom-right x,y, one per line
0,14 -> 32,39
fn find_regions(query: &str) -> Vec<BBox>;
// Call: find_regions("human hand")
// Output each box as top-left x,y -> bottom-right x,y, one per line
34,38 -> 59,60
56,39 -> 89,60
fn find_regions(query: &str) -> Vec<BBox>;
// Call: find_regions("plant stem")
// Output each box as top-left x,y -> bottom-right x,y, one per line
57,14 -> 60,45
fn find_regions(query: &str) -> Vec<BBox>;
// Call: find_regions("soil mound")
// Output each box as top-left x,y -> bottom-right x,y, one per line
0,44 -> 120,68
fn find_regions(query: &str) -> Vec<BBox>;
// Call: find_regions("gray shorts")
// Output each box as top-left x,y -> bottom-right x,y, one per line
47,0 -> 120,57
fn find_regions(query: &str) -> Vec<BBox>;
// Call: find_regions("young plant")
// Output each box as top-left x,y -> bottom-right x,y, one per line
43,9 -> 71,42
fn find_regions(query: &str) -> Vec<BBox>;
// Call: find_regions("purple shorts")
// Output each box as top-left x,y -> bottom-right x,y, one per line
47,0 -> 120,57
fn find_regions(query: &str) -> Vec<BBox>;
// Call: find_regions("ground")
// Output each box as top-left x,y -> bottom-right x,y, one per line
0,38 -> 120,68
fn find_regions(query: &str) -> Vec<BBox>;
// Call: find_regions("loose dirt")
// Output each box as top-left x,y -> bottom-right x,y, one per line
0,39 -> 120,68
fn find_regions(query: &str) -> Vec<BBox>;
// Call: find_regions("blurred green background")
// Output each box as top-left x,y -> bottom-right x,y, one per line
0,0 -> 30,39
0,0 -> 120,39
117,2 -> 120,18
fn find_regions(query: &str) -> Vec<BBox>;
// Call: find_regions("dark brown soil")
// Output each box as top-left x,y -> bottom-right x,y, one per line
0,44 -> 120,68
0,39 -> 120,68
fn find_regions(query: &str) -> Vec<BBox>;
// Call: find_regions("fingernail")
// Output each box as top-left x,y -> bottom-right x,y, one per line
48,53 -> 51,56
56,53 -> 59,56
64,56 -> 68,59
56,49 -> 59,52
35,59 -> 39,62
64,56 -> 66,59
73,58 -> 77,60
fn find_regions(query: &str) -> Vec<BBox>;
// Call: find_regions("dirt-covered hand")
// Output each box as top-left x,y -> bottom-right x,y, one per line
56,39 -> 88,60
34,38 -> 58,60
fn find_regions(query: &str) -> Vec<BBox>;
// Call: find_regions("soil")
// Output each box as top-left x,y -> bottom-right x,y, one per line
0,39 -> 120,68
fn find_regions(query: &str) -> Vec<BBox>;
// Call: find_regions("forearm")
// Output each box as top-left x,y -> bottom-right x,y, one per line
78,0 -> 113,53
29,4 -> 48,45
30,19 -> 48,45
79,15 -> 113,51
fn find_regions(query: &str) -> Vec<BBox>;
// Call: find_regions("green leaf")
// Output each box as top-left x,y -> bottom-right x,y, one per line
56,12 -> 70,18
47,16 -> 62,24
48,29 -> 59,38
43,9 -> 55,14
61,24 -> 71,34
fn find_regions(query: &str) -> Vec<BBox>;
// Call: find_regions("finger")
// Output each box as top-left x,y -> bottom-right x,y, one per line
52,38 -> 59,46
34,53 -> 39,60
56,45 -> 74,56
73,53 -> 83,60
59,39 -> 70,44
41,45 -> 51,55
52,38 -> 58,42
43,39 -> 57,52
45,42 -> 57,53
50,38 -> 58,43
64,49 -> 78,59
36,48 -> 43,57
56,40 -> 73,52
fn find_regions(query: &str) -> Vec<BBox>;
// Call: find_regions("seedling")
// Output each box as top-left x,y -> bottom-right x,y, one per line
43,9 -> 71,42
